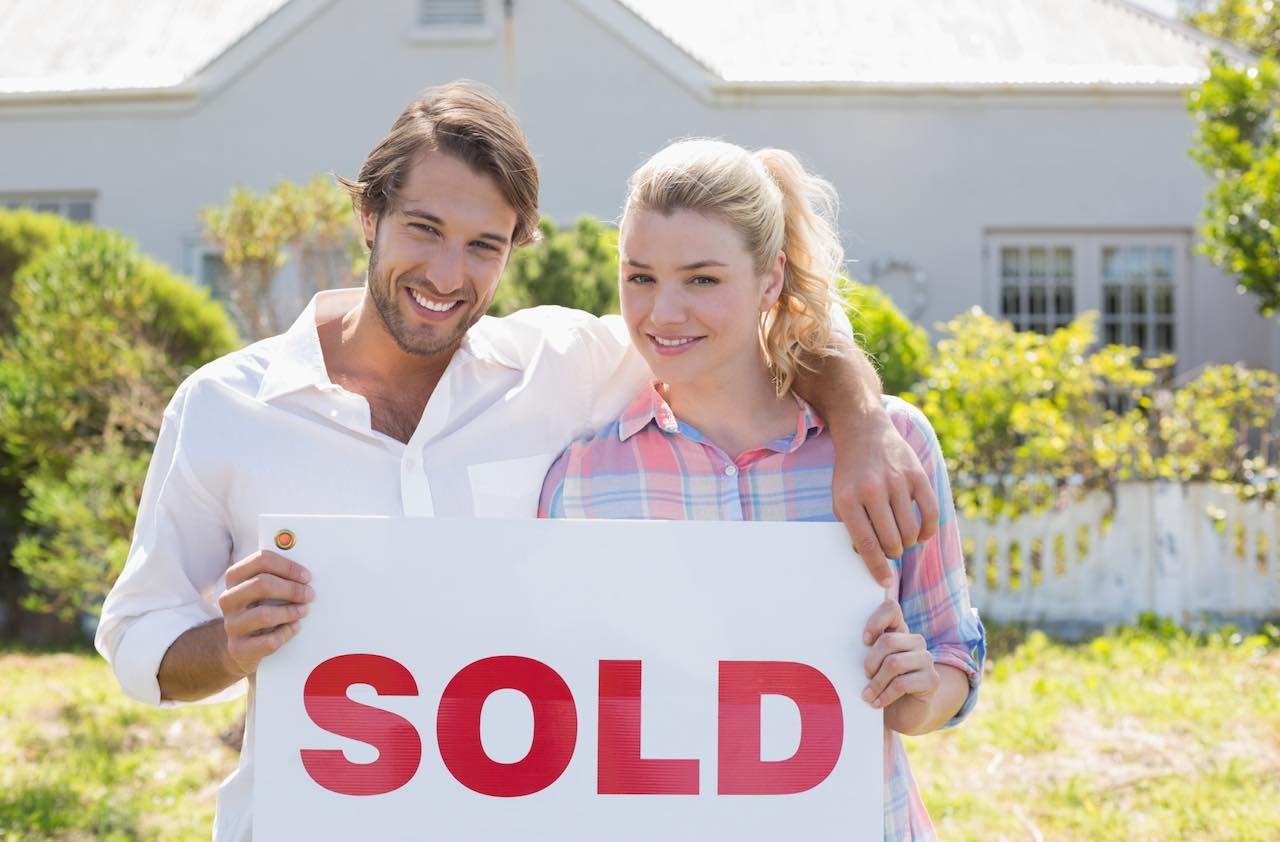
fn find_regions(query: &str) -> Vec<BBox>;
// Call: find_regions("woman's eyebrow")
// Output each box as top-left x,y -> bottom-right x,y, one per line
622,258 -> 728,270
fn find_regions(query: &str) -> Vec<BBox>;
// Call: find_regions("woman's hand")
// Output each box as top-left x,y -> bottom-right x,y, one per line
861,598 -> 941,733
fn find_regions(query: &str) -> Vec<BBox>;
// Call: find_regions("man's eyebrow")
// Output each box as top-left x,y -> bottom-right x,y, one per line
622,258 -> 728,271
401,209 -> 510,247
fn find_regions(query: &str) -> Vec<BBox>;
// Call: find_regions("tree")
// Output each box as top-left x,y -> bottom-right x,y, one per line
1186,1 -> 1280,316
202,176 -> 365,339
490,217 -> 619,317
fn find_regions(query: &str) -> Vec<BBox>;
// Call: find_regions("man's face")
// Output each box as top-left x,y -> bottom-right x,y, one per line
361,151 -> 518,358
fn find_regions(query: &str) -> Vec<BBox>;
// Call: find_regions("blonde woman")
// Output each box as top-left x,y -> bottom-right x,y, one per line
538,139 -> 985,840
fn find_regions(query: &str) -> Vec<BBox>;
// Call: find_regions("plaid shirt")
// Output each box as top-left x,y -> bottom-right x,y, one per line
540,385 -> 986,842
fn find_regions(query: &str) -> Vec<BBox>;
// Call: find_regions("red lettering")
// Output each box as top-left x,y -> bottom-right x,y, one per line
437,656 -> 577,797
301,654 -> 423,796
597,660 -> 699,794
717,661 -> 843,795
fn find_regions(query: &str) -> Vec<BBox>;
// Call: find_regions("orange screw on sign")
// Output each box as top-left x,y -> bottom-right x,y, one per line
274,529 -> 297,551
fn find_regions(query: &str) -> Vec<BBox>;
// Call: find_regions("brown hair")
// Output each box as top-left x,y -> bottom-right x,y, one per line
338,80 -> 541,247
623,139 -> 844,395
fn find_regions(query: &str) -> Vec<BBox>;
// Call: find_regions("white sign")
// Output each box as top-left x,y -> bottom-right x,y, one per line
254,516 -> 885,841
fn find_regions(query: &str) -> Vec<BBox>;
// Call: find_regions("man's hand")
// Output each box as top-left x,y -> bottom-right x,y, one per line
831,411 -> 939,587
217,550 -> 314,679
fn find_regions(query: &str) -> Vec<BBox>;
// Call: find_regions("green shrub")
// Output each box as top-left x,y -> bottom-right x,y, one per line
490,216 -> 619,317
842,281 -> 930,395
0,225 -> 239,619
908,309 -> 1163,519
0,210 -> 84,620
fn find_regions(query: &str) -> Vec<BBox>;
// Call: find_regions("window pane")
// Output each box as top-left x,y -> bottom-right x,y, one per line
66,202 -> 93,222
34,202 -> 59,214
1028,285 -> 1047,315
1053,247 -> 1072,281
1154,284 -> 1173,315
1104,284 -> 1122,315
1105,323 -> 1121,344
1155,322 -> 1175,352
1129,322 -> 1147,349
1001,248 -> 1021,281
1103,247 -> 1123,283
1126,248 -> 1148,282
1001,285 -> 1021,316
1129,283 -> 1147,315
1028,247 -> 1047,280
1054,284 -> 1074,315
1151,247 -> 1174,282
1029,321 -> 1048,334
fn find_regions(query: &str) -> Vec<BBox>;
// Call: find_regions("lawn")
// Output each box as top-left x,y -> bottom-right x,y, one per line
2,620 -> 1278,841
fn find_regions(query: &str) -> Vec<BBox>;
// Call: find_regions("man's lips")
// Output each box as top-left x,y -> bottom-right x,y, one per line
405,286 -> 465,320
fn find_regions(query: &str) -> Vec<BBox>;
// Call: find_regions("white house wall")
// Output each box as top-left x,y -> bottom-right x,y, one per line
0,0 -> 1275,371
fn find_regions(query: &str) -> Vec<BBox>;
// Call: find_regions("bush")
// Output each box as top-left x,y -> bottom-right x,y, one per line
0,225 -> 239,619
490,217 -> 619,317
0,210 -> 84,625
841,281 -> 930,395
908,309 -> 1163,519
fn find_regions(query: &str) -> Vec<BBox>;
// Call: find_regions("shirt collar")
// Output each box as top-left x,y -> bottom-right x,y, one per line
256,287 -> 523,403
617,382 -> 825,453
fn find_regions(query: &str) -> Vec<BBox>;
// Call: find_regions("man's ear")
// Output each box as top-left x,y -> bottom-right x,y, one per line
761,252 -> 786,311
359,205 -> 378,250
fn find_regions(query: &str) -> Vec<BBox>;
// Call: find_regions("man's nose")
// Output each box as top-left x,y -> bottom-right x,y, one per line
429,242 -> 466,295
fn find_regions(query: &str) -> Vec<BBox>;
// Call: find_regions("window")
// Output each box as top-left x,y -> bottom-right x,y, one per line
419,0 -> 486,26
412,0 -> 497,42
1101,245 -> 1176,355
987,231 -> 1187,361
1,192 -> 95,222
999,244 -> 1075,333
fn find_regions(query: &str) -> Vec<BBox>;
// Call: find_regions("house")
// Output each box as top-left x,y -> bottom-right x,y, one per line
0,0 -> 1276,373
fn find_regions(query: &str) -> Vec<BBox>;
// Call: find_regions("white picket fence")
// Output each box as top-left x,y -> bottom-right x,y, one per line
958,482 -> 1280,627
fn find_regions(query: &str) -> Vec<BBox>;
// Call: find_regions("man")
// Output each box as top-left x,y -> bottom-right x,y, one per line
96,81 -> 939,841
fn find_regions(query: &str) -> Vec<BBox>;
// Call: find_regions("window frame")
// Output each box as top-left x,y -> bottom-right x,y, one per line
1,191 -> 97,222
984,230 -> 1192,369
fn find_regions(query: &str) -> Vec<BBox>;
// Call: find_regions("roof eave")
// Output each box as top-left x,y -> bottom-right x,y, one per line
710,79 -> 1200,96
0,84 -> 200,106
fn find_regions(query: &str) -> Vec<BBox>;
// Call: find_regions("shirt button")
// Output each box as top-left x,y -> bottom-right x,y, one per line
724,465 -> 738,477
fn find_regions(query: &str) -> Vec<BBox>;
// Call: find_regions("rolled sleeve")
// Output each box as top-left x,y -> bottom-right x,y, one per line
886,395 -> 987,729
95,386 -> 236,706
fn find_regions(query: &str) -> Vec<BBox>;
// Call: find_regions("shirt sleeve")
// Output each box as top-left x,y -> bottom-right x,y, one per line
537,447 -> 573,519
887,397 -> 986,728
94,382 -> 240,707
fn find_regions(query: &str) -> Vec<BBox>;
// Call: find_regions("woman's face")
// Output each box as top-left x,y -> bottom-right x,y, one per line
619,208 -> 783,390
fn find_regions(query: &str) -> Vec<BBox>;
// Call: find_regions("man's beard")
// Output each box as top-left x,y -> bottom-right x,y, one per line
366,244 -> 479,358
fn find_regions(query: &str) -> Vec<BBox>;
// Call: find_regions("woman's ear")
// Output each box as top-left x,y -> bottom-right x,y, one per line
760,252 -> 786,311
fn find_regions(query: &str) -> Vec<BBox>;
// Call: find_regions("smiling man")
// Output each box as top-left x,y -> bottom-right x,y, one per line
95,81 -> 939,841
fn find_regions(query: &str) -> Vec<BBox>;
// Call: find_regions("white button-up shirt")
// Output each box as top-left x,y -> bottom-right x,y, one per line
94,288 -> 647,842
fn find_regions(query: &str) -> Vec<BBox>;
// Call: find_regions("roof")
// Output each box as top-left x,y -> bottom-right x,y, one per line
0,0 -> 1251,99
614,0 -> 1247,88
0,0 -> 289,94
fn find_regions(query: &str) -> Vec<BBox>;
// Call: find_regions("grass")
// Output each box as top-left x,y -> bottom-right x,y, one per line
2,620 -> 1278,841
905,619 -> 1280,841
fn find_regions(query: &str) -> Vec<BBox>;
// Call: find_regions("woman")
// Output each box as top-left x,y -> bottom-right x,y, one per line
538,139 -> 984,840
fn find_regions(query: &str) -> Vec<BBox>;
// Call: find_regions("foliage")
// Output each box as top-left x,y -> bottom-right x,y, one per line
1189,0 -> 1280,55
908,309 -> 1165,518
0,226 -> 238,619
201,176 -> 365,338
0,210 -> 83,618
842,281 -> 931,395
911,309 -> 1279,518
1186,1 -> 1280,316
490,216 -> 619,317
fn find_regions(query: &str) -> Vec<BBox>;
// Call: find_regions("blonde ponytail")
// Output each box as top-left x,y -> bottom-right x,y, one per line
753,149 -> 844,394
